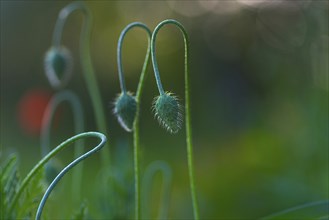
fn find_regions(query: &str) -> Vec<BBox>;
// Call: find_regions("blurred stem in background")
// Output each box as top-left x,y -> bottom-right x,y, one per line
51,2 -> 110,167
142,160 -> 172,219
40,90 -> 84,205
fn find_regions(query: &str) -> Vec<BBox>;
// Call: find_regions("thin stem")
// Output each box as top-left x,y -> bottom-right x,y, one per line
151,19 -> 199,219
52,2 -> 110,167
117,22 -> 151,220
261,200 -> 329,219
40,90 -> 84,204
8,132 -> 107,217
117,28 -> 128,94
35,132 -> 107,220
150,25 -> 165,96
133,128 -> 141,220
117,22 -> 152,96
142,161 -> 172,219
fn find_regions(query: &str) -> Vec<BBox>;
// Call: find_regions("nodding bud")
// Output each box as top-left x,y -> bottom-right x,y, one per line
44,46 -> 73,90
153,92 -> 183,134
45,160 -> 61,186
113,92 -> 137,132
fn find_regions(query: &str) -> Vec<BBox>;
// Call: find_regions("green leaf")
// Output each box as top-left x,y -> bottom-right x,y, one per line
16,166 -> 46,220
0,155 -> 17,181
262,200 -> 329,220
1,154 -> 47,219
1,154 -> 19,219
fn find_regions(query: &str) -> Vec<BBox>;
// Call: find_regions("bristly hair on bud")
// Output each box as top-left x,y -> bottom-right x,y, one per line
44,46 -> 73,89
152,92 -> 183,134
113,92 -> 137,132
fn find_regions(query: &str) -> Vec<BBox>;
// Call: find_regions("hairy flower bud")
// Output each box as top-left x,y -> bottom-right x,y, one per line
153,92 -> 183,133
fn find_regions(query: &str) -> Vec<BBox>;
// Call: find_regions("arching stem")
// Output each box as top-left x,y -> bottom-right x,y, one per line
8,132 -> 107,217
150,19 -> 199,220
36,132 -> 107,220
117,22 -> 151,220
52,2 -> 110,167
142,160 -> 172,219
40,90 -> 84,203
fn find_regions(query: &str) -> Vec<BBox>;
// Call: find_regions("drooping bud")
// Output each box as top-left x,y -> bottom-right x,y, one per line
113,92 -> 137,132
153,92 -> 183,134
45,159 -> 61,186
44,46 -> 73,89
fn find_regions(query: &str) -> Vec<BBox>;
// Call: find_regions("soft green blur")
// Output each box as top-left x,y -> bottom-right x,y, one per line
0,1 -> 328,219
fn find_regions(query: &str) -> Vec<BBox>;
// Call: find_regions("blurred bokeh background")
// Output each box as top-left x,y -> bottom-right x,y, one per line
1,0 -> 328,219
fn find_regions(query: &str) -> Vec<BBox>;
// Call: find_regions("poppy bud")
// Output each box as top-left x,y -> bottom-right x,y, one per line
113,92 -> 137,132
44,46 -> 73,89
153,92 -> 183,134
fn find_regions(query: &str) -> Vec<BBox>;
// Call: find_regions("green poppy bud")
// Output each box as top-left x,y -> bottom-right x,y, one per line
45,160 -> 61,186
113,92 -> 137,132
153,92 -> 183,134
44,46 -> 73,89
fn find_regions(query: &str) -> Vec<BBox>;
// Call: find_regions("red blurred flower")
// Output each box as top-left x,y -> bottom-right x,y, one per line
18,89 -> 52,136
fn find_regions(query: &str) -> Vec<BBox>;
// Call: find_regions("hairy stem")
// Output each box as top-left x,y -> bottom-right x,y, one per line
52,2 -> 110,167
117,22 -> 151,220
40,90 -> 84,204
151,19 -> 199,219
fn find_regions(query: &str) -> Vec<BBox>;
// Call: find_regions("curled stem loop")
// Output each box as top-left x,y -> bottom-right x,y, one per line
151,19 -> 188,96
8,132 -> 107,218
40,90 -> 84,203
41,90 -> 84,157
35,132 -> 107,220
52,2 -> 89,48
117,22 -> 151,99
142,160 -> 172,219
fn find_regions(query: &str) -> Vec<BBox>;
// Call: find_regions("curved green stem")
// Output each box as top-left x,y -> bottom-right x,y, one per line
117,22 -> 151,220
35,132 -> 106,220
52,2 -> 110,167
40,89 -> 84,203
8,132 -> 107,217
151,19 -> 199,219
142,160 -> 172,219
261,200 -> 329,219
117,22 -> 151,97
